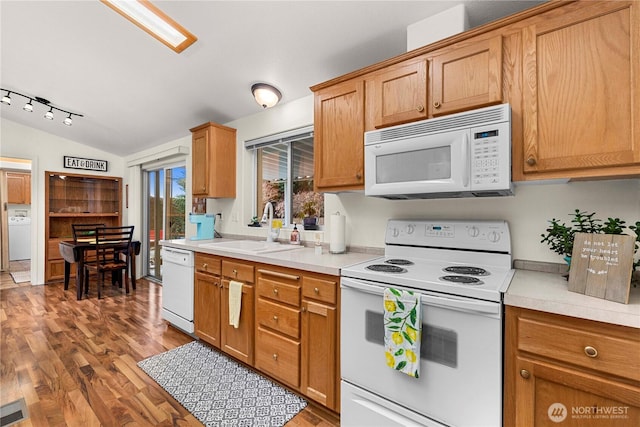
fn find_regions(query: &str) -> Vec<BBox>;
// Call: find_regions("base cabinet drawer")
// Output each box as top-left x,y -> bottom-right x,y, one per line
255,327 -> 300,388
257,298 -> 300,339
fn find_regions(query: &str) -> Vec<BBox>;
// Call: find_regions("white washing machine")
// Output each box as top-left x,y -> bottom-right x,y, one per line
9,217 -> 31,260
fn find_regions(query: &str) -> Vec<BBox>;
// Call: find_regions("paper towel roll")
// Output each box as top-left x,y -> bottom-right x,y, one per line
330,212 -> 346,254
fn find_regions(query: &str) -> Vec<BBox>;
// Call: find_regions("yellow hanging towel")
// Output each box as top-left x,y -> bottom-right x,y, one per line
383,287 -> 422,378
229,280 -> 243,328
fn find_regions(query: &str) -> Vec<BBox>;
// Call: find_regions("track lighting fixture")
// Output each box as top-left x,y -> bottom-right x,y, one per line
251,83 -> 282,109
1,88 -> 83,126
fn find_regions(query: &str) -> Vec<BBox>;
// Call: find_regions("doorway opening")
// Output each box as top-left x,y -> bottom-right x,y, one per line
144,165 -> 186,281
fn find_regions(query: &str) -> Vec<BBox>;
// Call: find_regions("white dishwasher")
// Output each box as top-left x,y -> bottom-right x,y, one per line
160,247 -> 194,333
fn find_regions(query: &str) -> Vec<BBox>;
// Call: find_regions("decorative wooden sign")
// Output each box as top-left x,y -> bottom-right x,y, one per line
568,232 -> 635,304
64,156 -> 108,172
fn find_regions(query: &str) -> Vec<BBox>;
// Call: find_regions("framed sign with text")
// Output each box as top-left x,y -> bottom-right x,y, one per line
64,156 -> 108,172
568,232 -> 635,304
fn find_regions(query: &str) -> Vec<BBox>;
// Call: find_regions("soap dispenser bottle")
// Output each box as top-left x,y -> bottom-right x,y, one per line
290,224 -> 300,245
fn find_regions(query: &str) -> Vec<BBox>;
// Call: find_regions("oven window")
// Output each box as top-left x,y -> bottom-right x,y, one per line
365,310 -> 457,368
375,146 -> 451,184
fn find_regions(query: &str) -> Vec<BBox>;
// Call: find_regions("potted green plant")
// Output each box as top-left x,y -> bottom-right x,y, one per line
541,209 -> 639,271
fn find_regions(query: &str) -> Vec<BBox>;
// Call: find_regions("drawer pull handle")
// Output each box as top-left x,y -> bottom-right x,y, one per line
273,288 -> 279,295
257,269 -> 299,281
314,287 -> 319,294
233,269 -> 238,276
202,263 -> 207,269
273,353 -> 278,361
273,315 -> 278,321
584,346 -> 598,358
520,369 -> 530,379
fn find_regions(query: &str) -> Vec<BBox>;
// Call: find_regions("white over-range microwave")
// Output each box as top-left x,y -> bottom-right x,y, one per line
364,103 -> 513,199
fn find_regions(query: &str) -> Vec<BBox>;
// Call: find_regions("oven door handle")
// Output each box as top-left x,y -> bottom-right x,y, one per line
341,278 -> 500,315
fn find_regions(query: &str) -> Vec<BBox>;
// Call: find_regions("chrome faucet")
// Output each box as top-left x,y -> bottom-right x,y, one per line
261,202 -> 279,242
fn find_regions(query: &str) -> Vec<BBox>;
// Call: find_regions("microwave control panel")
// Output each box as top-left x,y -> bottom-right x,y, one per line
470,122 -> 510,190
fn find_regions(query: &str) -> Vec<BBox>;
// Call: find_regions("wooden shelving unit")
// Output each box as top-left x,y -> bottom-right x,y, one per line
45,171 -> 122,282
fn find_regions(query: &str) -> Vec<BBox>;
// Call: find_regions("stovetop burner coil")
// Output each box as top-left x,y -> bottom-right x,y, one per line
385,259 -> 414,266
366,264 -> 408,273
443,266 -> 490,276
439,275 -> 484,285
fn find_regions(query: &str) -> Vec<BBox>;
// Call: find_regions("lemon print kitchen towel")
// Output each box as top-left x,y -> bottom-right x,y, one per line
384,287 -> 421,378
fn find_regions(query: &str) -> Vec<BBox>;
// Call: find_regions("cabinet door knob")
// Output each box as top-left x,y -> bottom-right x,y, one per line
233,269 -> 238,277
314,287 -> 319,294
433,101 -> 441,109
416,105 -> 425,112
202,263 -> 207,269
526,157 -> 537,166
273,315 -> 278,321
520,369 -> 530,379
356,173 -> 362,180
272,353 -> 278,360
584,346 -> 598,358
301,306 -> 307,313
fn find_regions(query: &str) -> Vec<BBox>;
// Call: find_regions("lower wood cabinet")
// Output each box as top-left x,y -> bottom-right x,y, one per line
221,260 -> 255,365
193,254 -> 341,413
194,253 -> 222,347
505,306 -> 640,426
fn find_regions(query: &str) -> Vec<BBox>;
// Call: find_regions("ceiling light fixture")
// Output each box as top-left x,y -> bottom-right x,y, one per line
101,0 -> 197,53
1,88 -> 84,126
251,83 -> 282,109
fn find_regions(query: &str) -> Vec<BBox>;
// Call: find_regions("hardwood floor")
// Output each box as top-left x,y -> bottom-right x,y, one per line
0,273 -> 339,427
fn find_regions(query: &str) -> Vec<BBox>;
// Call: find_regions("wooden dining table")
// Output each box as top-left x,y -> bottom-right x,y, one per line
59,240 -> 141,300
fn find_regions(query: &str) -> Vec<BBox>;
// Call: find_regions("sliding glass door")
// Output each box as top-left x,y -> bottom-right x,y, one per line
145,165 -> 186,280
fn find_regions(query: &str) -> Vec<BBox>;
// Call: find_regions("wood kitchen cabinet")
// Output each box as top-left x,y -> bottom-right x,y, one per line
517,1 -> 640,180
301,274 -> 339,412
429,35 -> 503,117
365,56 -> 428,130
194,253 -> 222,347
255,267 -> 302,389
504,306 -> 640,427
313,78 -> 365,192
220,259 -> 254,365
7,172 -> 31,204
190,122 -> 237,198
45,172 -> 121,282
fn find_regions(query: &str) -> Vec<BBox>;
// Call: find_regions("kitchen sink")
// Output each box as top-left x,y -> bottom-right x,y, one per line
198,240 -> 303,255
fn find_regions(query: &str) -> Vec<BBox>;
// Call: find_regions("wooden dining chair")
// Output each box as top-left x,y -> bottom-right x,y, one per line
72,223 -> 106,294
83,226 -> 134,299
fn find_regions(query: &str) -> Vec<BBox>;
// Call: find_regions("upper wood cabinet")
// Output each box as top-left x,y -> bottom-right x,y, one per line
313,78 -> 365,192
429,35 -> 503,116
365,56 -> 428,130
190,122 -> 237,198
7,172 -> 31,204
518,1 -> 640,180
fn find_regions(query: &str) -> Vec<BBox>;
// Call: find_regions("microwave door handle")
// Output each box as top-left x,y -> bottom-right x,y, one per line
462,132 -> 469,188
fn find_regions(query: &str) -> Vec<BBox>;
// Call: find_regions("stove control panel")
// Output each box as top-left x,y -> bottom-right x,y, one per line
386,219 -> 511,253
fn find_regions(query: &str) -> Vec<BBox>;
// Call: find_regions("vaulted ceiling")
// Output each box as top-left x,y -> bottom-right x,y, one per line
1,1 -> 543,156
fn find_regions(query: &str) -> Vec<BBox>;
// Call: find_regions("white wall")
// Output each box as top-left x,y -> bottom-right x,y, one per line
0,118 -> 126,284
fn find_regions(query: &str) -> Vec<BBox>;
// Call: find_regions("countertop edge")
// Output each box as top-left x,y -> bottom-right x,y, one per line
505,269 -> 640,329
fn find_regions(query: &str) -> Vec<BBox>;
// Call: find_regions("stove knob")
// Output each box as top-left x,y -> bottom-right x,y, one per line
406,224 -> 415,235
392,227 -> 400,237
468,226 -> 480,238
488,231 -> 501,243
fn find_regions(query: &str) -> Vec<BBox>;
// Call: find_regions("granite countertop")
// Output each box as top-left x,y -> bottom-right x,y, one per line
505,269 -> 640,329
160,238 -> 380,276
